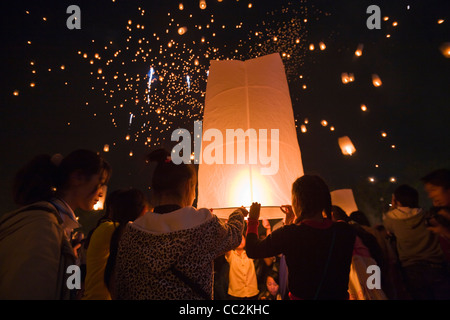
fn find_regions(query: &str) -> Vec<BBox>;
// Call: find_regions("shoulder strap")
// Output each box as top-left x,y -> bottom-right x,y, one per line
169,265 -> 211,300
314,225 -> 337,300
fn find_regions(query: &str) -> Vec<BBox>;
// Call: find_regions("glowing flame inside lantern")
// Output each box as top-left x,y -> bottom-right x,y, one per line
440,43 -> 450,58
338,136 -> 356,156
229,169 -> 273,208
199,0 -> 206,9
355,44 -> 364,57
372,74 -> 382,87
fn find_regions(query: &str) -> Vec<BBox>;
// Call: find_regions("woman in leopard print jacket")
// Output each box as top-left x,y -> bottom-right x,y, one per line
114,149 -> 245,300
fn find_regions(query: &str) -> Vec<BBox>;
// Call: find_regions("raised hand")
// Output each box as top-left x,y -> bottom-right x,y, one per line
249,202 -> 261,220
280,205 -> 295,225
238,206 -> 249,218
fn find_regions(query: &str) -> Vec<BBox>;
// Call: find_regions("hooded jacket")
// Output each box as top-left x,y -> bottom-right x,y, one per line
115,206 -> 244,300
0,202 -> 76,299
383,207 -> 444,267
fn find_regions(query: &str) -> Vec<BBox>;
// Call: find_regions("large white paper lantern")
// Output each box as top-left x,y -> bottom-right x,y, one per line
197,53 -> 304,219
331,189 -> 359,215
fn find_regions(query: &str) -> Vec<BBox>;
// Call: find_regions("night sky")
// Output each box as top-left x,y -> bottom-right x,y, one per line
1,0 -> 449,225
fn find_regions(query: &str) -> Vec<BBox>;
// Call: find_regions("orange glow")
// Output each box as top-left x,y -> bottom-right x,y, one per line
338,136 -> 356,156
372,74 -> 382,87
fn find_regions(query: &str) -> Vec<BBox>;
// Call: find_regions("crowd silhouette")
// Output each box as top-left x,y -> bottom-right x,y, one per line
0,148 -> 449,300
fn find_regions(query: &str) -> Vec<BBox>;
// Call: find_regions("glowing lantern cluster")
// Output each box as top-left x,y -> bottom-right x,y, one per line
341,73 -> 355,84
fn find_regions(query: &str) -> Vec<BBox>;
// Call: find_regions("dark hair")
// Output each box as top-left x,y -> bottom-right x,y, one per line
349,211 -> 371,227
292,175 -> 332,222
266,270 -> 279,285
331,205 -> 350,222
146,148 -> 197,204
393,184 -> 419,208
103,188 -> 149,293
421,169 -> 450,189
13,150 -> 111,206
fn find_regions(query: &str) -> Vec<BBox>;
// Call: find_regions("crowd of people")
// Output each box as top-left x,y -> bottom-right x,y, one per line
0,148 -> 449,300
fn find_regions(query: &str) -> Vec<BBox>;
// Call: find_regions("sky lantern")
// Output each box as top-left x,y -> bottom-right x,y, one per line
342,73 -> 355,83
178,26 -> 187,35
355,44 -> 363,57
440,43 -> 450,58
331,189 -> 359,215
103,144 -> 110,152
300,124 -> 307,133
197,53 -> 304,219
338,136 -> 356,156
372,74 -> 382,87
199,0 -> 206,10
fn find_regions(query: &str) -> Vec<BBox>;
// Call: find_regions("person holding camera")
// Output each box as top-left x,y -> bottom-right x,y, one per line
383,184 -> 450,300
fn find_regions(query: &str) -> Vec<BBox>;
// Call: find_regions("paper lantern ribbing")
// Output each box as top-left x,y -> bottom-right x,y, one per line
197,53 -> 304,219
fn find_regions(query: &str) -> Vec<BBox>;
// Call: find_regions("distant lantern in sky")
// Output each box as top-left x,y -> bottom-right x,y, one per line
199,0 -> 206,9
301,124 -> 307,133
348,73 -> 355,82
178,3 -> 184,10
321,120 -> 328,127
319,42 -> 326,50
103,144 -> 110,152
437,19 -> 444,24
178,26 -> 187,35
341,73 -> 349,84
13,90 -> 19,96
361,104 -> 368,111
355,44 -> 364,57
338,136 -> 356,156
309,43 -> 315,51
372,74 -> 382,87
440,43 -> 450,58
125,134 -> 130,140
381,131 -> 387,138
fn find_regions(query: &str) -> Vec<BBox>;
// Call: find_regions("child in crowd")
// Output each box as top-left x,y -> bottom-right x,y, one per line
258,271 -> 282,300
225,234 -> 259,300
